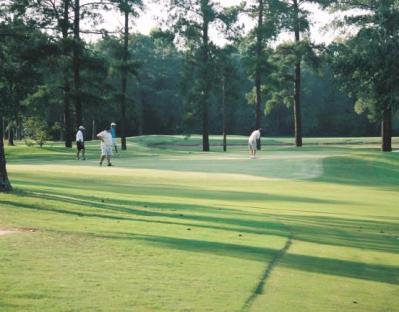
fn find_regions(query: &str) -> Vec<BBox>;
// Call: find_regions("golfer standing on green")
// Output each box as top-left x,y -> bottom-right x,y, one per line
97,125 -> 113,167
76,126 -> 86,160
248,128 -> 262,159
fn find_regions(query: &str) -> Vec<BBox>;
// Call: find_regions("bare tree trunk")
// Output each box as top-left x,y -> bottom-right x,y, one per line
59,116 -> 64,141
293,0 -> 302,147
73,0 -> 82,127
8,127 -> 14,146
138,88 -> 143,136
2,117 -> 6,140
16,118 -> 22,140
63,0 -> 73,148
120,9 -> 129,151
0,117 -> 12,192
63,50 -> 73,148
255,0 -> 264,150
381,106 -> 392,152
63,82 -> 73,147
92,119 -> 96,140
201,8 -> 210,152
222,77 -> 227,152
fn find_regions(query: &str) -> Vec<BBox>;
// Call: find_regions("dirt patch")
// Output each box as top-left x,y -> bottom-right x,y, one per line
0,228 -> 38,236
0,230 -> 16,236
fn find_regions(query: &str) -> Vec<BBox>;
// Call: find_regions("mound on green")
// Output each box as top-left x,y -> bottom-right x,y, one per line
0,136 -> 398,312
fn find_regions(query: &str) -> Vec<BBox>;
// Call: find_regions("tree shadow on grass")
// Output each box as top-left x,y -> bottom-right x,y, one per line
11,177 -> 354,206
0,197 -> 289,239
29,191 -> 399,253
94,232 -> 399,285
3,192 -> 399,285
2,189 -> 399,257
274,214 -> 399,254
28,189 -> 395,247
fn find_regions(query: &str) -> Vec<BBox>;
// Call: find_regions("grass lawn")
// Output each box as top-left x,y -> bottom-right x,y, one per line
0,135 -> 398,312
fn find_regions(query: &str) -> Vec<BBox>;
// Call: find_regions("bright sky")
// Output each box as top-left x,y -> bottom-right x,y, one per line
95,0 -> 340,45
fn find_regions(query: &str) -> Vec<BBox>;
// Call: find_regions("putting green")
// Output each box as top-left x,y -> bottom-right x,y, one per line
0,136 -> 398,312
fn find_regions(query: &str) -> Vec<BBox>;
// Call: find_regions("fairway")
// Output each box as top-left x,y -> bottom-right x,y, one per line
1,136 -> 399,312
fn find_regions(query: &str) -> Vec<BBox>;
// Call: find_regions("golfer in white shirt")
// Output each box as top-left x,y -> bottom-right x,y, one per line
248,128 -> 262,159
97,126 -> 113,166
76,126 -> 86,160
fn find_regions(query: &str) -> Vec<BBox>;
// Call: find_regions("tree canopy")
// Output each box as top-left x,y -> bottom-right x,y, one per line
0,0 -> 398,161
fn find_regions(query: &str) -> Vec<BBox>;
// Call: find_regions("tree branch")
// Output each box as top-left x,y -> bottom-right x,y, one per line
79,29 -> 118,34
79,1 -> 116,9
44,0 -> 61,22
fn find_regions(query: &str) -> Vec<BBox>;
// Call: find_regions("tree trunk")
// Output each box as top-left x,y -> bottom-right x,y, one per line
2,117 -> 6,140
293,0 -> 302,147
63,0 -> 73,148
73,0 -> 82,127
92,119 -> 96,140
201,8 -> 210,152
63,81 -> 73,147
202,85 -> 210,152
222,77 -> 226,152
16,118 -> 22,140
0,117 -> 12,192
255,0 -> 264,150
120,9 -> 129,151
138,88 -> 144,136
293,60 -> 302,147
59,116 -> 64,141
381,107 -> 392,152
8,127 -> 14,146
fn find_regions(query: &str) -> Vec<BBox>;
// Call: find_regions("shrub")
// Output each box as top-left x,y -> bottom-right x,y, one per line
23,117 -> 49,147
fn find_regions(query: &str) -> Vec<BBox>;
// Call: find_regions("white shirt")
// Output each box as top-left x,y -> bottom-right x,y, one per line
76,130 -> 84,142
97,130 -> 113,147
248,130 -> 261,143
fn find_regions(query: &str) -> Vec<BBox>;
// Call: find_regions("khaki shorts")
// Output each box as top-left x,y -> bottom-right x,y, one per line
101,145 -> 113,156
248,141 -> 256,150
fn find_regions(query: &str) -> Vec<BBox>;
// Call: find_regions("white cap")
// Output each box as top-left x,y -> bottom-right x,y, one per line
79,126 -> 85,130
111,122 -> 117,126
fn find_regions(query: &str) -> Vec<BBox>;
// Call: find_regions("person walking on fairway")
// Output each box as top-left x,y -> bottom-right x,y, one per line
110,122 -> 118,153
76,126 -> 86,160
97,125 -> 113,166
248,128 -> 262,159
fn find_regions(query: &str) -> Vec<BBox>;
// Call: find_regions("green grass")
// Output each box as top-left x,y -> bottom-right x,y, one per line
1,136 -> 399,312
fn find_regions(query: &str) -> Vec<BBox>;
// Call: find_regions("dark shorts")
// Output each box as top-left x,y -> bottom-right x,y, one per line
77,141 -> 85,150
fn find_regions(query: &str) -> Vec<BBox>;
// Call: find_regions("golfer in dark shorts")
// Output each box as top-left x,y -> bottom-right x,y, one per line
76,126 -> 86,160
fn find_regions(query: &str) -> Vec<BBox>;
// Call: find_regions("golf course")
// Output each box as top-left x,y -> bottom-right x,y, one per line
0,136 -> 398,311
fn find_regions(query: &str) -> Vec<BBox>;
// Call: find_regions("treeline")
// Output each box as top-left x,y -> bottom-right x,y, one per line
1,0 -> 399,159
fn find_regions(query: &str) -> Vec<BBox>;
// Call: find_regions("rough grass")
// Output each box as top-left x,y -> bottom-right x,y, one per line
0,136 -> 398,312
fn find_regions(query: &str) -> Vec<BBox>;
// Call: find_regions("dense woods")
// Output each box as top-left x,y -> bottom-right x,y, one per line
1,0 -> 398,161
